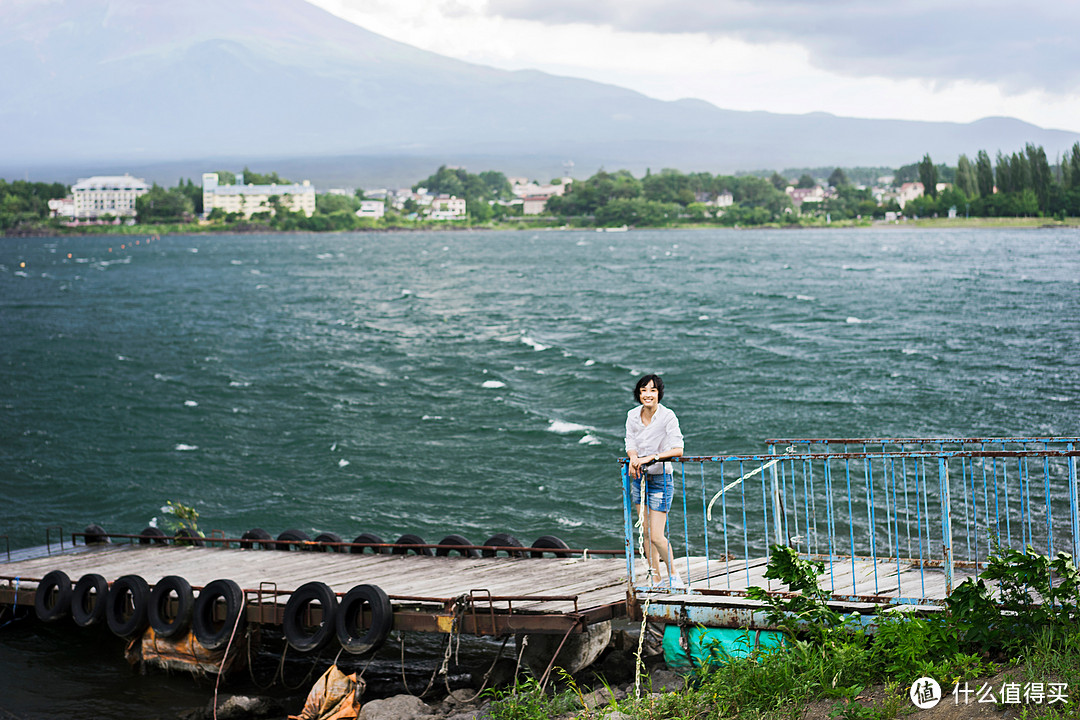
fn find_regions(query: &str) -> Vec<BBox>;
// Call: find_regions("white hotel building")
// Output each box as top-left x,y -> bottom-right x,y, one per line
71,175 -> 150,219
202,173 -> 316,219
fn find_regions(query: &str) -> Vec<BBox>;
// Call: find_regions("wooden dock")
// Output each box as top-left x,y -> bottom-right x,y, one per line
1,540 -> 973,637
0,542 -> 631,635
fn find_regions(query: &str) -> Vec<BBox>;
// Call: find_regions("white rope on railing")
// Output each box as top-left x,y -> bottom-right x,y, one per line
705,446 -> 795,521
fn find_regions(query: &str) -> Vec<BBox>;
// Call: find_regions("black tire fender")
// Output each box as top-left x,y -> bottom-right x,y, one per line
83,524 -> 110,545
275,528 -> 312,551
529,535 -> 572,558
392,533 -> 434,556
148,575 -> 195,639
240,528 -> 273,550
71,573 -> 109,628
335,584 -> 393,655
138,526 -> 168,546
313,532 -> 344,552
106,574 -> 151,638
192,578 -> 246,651
481,533 -> 525,558
34,570 -> 72,622
350,532 -> 390,554
282,581 -> 338,653
435,534 -> 481,558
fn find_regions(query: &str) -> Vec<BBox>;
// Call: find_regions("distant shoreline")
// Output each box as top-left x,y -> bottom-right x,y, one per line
5,216 -> 1080,239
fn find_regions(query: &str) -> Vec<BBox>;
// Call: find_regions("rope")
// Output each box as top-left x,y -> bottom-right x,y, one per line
247,627 -> 277,691
400,593 -> 469,699
452,635 -> 512,704
512,634 -> 528,687
213,596 -> 250,720
633,596 -> 651,700
706,447 -> 796,521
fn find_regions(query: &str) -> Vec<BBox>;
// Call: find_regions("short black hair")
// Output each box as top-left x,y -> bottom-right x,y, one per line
633,374 -> 665,404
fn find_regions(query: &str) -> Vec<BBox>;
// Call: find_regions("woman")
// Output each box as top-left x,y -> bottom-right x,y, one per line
624,373 -> 684,588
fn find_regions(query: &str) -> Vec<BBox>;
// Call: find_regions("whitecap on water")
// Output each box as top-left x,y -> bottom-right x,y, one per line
901,348 -> 919,355
548,419 -> 594,434
117,355 -> 129,361
698,315 -> 709,321
555,517 -> 584,528
189,248 -> 198,253
229,380 -> 251,387
482,380 -> 506,389
1050,396 -> 1071,402
230,260 -> 243,265
520,335 -> 548,351
584,359 -> 595,366
422,415 -> 444,420
796,295 -> 815,301
579,434 -> 602,446
184,400 -> 198,407
338,459 -> 350,468
316,253 -> 333,260
174,444 -> 198,451
846,317 -> 864,324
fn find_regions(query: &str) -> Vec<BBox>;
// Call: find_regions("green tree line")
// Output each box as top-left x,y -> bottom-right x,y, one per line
6,144 -> 1080,233
905,142 -> 1080,218
546,168 -> 793,226
0,179 -> 68,231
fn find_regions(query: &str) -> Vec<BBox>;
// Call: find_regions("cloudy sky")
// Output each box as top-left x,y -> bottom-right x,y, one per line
308,0 -> 1080,132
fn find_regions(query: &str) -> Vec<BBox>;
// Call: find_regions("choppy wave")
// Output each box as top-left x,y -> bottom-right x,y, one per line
520,335 -> 548,351
548,420 -> 594,434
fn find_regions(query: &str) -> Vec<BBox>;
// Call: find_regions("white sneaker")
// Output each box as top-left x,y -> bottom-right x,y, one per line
667,573 -> 686,589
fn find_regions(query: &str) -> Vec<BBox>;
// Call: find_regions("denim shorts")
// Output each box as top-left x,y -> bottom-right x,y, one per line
630,473 -> 674,513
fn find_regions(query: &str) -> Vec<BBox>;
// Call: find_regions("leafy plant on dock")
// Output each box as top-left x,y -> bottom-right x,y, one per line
160,500 -> 204,543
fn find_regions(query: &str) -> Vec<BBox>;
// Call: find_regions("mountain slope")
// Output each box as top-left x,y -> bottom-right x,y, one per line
2,0 -> 1078,175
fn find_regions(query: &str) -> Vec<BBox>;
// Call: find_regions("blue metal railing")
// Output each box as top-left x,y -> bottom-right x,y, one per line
621,437 -> 1080,604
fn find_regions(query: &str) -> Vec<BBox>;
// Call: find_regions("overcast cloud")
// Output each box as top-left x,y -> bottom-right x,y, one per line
310,0 -> 1080,131
486,0 -> 1079,94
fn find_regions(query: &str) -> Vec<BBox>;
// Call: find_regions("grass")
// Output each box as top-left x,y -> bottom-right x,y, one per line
481,544 -> 1080,720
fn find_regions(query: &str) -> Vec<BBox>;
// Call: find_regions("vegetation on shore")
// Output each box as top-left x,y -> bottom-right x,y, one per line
484,544 -> 1079,719
4,142 -> 1080,235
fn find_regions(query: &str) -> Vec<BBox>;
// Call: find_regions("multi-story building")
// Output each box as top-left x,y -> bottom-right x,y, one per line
47,197 -> 75,219
428,194 -> 466,220
71,175 -> 150,219
202,173 -> 316,219
355,200 -> 385,219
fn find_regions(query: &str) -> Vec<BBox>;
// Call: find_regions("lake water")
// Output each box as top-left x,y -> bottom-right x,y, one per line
1,227 -> 1078,717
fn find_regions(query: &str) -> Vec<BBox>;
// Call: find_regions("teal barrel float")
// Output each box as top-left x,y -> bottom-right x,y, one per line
662,626 -> 786,672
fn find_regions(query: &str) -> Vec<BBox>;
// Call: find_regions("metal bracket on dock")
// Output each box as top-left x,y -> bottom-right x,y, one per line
45,526 -> 63,555
256,582 -> 279,625
468,589 -> 497,636
208,529 -> 228,548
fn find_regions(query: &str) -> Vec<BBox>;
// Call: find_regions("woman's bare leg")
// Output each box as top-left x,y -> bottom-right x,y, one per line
635,504 -> 662,582
648,509 -> 676,581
